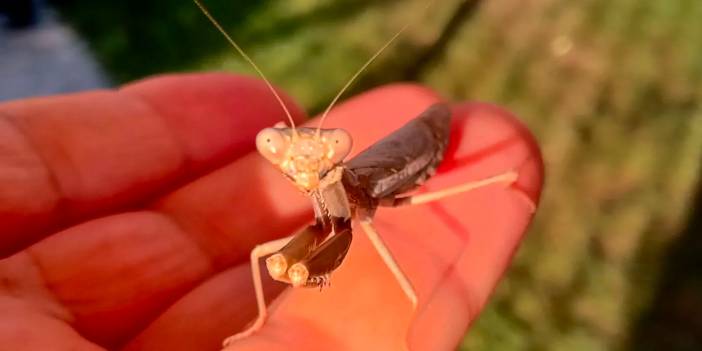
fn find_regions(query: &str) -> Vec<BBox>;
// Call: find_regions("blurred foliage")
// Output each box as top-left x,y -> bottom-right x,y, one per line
55,0 -> 702,350
632,183 -> 702,351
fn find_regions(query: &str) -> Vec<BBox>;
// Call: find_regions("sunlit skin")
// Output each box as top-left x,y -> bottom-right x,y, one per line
0,73 -> 542,350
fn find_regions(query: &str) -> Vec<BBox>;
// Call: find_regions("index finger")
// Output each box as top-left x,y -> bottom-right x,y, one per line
0,73 -> 303,256
227,95 -> 543,350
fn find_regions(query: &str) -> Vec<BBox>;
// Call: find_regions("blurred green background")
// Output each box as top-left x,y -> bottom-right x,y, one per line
54,0 -> 702,349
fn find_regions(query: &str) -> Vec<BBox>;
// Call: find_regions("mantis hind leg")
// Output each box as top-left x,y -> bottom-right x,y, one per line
381,169 -> 534,211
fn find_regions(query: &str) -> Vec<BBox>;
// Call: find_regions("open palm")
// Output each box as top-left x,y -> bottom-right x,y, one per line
0,73 -> 542,350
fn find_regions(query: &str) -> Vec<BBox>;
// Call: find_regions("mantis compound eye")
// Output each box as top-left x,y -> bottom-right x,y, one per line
324,129 -> 352,164
256,128 -> 288,165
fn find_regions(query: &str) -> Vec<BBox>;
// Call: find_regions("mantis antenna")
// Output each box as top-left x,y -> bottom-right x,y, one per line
193,0 -> 298,133
315,0 -> 437,137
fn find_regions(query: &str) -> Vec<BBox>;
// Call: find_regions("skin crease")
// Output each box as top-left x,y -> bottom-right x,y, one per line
0,73 -> 543,351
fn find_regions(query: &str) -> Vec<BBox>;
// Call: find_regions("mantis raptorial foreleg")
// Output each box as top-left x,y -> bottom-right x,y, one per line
289,227 -> 353,289
223,222 -> 342,346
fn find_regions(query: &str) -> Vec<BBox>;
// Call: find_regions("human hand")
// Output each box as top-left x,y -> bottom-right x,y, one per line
0,73 -> 542,350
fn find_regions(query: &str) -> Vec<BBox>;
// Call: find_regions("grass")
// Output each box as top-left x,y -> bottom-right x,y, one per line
56,0 -> 702,349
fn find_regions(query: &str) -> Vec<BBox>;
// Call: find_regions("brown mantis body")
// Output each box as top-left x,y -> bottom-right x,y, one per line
192,0 -> 528,347
231,104 -> 518,345
257,103 -> 453,292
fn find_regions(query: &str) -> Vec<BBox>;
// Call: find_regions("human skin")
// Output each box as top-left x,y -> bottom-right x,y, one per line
0,73 -> 543,351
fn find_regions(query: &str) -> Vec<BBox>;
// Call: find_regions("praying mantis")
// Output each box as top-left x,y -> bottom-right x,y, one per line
191,0 -> 533,348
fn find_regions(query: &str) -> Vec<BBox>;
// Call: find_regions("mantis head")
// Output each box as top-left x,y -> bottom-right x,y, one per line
256,127 -> 352,192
